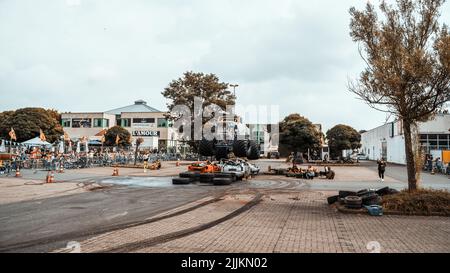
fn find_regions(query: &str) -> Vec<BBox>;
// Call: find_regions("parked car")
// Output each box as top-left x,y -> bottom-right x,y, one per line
356,153 -> 368,160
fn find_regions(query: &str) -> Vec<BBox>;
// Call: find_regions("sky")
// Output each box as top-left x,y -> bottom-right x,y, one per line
0,0 -> 449,132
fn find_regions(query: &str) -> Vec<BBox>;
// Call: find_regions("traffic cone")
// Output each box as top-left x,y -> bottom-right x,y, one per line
59,165 -> 64,173
176,159 -> 180,167
46,171 -> 51,183
112,167 -> 119,176
50,171 -> 55,183
15,167 -> 22,178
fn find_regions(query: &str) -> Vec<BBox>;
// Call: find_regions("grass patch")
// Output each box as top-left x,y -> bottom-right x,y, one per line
382,189 -> 450,216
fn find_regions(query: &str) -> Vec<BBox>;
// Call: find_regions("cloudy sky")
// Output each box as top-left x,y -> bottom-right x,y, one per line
1,0 -> 449,132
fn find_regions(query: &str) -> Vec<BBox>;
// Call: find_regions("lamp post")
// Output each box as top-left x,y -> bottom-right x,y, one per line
230,84 -> 239,97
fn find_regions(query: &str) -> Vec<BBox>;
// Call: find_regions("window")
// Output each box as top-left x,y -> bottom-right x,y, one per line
132,118 -> 155,124
94,118 -> 109,127
72,118 -> 92,128
62,119 -> 71,128
157,118 -> 168,128
121,118 -> 131,127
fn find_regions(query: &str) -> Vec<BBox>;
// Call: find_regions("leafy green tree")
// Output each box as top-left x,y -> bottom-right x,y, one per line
0,108 -> 63,143
279,114 -> 322,155
104,126 -> 131,147
162,71 -> 235,149
349,0 -> 450,191
326,124 -> 361,158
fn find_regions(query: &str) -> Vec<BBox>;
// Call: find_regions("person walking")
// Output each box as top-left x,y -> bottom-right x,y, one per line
377,158 -> 387,182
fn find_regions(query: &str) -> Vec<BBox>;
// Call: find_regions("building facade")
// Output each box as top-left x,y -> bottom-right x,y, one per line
61,100 -> 178,151
361,113 -> 450,164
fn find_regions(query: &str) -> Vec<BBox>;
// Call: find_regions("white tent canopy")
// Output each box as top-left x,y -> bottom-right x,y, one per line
22,137 -> 52,147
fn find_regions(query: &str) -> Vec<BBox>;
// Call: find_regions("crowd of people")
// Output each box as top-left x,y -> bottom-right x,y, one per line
0,146 -> 177,174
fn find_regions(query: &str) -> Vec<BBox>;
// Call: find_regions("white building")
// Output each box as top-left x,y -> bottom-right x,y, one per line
361,113 -> 450,164
61,100 -> 179,151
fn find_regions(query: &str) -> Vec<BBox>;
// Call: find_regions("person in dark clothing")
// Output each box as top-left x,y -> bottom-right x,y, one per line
377,158 -> 387,182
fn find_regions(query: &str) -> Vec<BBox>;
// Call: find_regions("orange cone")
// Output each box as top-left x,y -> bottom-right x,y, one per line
112,167 -> 119,176
176,159 -> 180,167
58,165 -> 64,173
15,167 -> 22,178
49,171 -> 55,183
46,171 -> 51,183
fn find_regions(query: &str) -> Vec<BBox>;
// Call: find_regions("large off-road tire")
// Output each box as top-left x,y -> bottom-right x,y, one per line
361,193 -> 381,206
247,140 -> 260,160
172,178 -> 192,185
199,173 -> 215,183
213,177 -> 233,186
344,196 -> 362,209
339,191 -> 357,198
179,172 -> 200,182
198,139 -> 214,157
327,195 -> 339,205
215,147 -> 229,160
233,140 -> 248,157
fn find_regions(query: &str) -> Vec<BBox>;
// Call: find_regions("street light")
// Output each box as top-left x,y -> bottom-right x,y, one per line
230,84 -> 239,96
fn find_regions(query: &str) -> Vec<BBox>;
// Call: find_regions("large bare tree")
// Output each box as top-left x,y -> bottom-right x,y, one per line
348,0 -> 450,191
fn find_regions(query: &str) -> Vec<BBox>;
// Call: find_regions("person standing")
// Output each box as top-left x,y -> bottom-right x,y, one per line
377,158 -> 387,182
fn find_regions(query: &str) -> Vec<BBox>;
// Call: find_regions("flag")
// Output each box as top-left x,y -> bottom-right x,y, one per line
9,128 -> 17,141
39,129 -> 46,142
115,135 -> 120,145
64,131 -> 70,141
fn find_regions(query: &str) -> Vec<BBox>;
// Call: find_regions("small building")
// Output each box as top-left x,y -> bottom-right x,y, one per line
360,113 -> 450,164
61,100 -> 179,151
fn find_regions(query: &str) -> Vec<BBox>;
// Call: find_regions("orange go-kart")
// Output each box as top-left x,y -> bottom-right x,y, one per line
188,161 -> 221,173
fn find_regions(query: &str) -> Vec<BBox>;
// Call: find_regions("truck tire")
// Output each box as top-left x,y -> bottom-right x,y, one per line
247,140 -> 260,160
339,191 -> 357,198
172,178 -> 192,185
199,173 -> 215,183
213,177 -> 233,185
198,139 -> 214,157
375,187 -> 390,196
179,171 -> 199,181
233,140 -> 248,157
327,195 -> 339,205
344,196 -> 362,209
215,147 -> 229,160
361,193 -> 381,206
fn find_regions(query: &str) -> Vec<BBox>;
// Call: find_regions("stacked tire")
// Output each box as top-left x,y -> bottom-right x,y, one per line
173,171 -> 199,185
344,196 -> 363,209
212,172 -> 234,186
199,173 -> 215,183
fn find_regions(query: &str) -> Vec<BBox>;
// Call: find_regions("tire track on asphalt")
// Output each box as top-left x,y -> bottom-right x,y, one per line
99,193 -> 263,253
0,193 -> 228,252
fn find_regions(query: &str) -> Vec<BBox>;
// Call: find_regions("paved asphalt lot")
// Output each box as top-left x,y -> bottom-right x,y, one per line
0,160 -> 448,253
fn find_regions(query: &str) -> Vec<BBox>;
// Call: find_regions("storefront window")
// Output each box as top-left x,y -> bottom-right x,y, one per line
94,118 -> 109,127
121,118 -> 131,127
62,119 -> 71,127
72,118 -> 92,128
133,118 -> 155,124
157,118 -> 168,128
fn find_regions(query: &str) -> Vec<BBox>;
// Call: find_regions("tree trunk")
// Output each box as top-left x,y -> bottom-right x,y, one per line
134,144 -> 139,166
403,121 -> 417,192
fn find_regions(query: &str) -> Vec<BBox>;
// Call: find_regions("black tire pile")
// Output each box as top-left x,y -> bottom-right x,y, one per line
327,187 -> 400,209
172,171 -> 236,186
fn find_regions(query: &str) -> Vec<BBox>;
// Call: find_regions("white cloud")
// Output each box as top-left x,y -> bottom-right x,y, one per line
0,0 -> 449,132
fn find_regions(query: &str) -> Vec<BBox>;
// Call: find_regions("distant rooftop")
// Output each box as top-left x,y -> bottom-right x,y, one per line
105,100 -> 161,115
